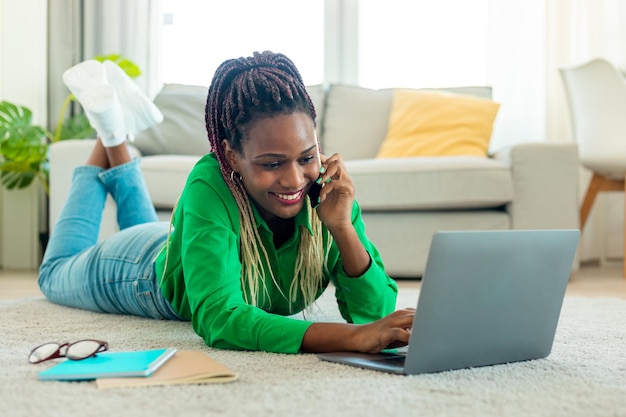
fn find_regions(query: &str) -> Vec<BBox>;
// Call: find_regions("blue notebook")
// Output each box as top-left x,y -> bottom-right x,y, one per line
38,347 -> 177,381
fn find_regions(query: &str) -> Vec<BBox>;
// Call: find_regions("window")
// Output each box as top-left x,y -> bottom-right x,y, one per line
357,0 -> 489,89
161,0 -> 325,86
159,1 -> 539,150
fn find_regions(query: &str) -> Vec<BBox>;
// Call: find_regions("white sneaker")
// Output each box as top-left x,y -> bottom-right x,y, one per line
103,60 -> 163,137
63,60 -> 127,146
79,84 -> 127,147
62,60 -> 107,99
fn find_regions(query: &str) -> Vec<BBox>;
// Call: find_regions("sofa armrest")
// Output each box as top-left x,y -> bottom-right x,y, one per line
492,142 -> 579,230
49,139 -> 142,240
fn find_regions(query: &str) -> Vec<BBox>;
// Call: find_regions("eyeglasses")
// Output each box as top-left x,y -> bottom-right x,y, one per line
28,339 -> 109,364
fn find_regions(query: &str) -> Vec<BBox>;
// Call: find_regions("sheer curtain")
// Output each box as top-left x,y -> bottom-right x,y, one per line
82,0 -> 162,97
486,0 -> 547,152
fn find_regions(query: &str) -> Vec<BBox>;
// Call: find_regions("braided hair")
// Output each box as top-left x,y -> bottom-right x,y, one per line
205,51 -> 329,311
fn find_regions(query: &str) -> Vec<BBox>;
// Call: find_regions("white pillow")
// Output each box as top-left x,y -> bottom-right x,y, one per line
133,83 -> 211,156
134,83 -> 327,156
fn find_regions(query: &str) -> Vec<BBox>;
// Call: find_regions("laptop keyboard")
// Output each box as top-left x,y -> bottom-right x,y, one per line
377,355 -> 406,365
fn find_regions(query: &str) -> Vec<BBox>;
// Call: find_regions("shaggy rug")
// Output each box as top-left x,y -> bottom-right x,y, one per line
1,289 -> 625,417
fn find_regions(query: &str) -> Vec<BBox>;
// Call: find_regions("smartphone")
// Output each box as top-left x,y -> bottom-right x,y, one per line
308,178 -> 322,209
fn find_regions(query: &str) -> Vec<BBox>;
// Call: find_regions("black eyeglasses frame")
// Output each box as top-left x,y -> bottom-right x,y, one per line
28,339 -> 109,364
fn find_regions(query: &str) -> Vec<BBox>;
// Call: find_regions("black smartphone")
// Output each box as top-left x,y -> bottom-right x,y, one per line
308,178 -> 322,209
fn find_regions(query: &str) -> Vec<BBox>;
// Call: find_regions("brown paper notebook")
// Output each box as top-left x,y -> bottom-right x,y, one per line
96,350 -> 238,389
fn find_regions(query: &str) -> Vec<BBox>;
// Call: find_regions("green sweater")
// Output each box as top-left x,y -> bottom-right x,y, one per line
155,153 -> 398,353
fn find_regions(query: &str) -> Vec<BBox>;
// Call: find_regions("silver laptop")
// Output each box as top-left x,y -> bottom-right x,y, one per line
318,229 -> 580,375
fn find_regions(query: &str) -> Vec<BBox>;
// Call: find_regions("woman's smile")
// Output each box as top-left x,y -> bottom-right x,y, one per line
271,188 -> 305,205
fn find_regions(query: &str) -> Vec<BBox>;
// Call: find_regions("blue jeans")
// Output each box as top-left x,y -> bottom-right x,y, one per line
39,159 -> 182,320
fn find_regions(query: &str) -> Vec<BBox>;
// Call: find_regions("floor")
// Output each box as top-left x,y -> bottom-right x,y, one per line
1,263 -> 625,301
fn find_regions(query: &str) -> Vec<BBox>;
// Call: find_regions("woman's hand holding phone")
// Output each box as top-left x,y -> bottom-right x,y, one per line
311,153 -> 355,232
313,153 -> 372,277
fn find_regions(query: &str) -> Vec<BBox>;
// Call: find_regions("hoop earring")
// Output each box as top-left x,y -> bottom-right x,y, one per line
230,170 -> 242,184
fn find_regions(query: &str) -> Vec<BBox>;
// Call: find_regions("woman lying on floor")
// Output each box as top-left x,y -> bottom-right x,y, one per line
39,51 -> 414,353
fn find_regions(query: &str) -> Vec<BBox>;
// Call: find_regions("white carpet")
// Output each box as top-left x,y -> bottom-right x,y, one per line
1,289 -> 625,417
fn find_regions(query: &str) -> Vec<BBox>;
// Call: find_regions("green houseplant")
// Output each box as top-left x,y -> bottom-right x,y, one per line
0,101 -> 51,192
0,54 -> 141,193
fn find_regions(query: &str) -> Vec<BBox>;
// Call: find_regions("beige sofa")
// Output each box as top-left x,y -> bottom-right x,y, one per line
49,83 -> 579,277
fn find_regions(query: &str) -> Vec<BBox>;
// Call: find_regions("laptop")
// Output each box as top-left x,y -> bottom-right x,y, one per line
318,229 -> 580,375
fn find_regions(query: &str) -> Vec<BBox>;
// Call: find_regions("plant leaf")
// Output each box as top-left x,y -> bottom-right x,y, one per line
58,113 -> 95,140
0,100 -> 35,132
0,100 -> 50,191
94,53 -> 141,78
0,160 -> 40,190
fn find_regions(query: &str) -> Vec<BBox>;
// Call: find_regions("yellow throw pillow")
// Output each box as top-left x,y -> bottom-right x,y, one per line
376,89 -> 500,158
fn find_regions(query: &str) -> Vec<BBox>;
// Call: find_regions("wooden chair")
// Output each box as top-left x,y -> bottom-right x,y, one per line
560,58 -> 626,278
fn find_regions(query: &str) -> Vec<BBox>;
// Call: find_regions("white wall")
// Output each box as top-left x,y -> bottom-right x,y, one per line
0,0 -> 48,269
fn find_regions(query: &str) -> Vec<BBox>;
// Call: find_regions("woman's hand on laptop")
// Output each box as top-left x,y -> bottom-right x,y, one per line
301,308 -> 414,353
354,308 -> 415,353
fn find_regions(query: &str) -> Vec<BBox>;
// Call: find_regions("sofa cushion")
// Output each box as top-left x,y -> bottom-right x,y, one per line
305,84 -> 326,140
345,156 -> 512,210
140,155 -> 513,211
376,89 -> 500,158
134,84 -> 211,156
322,85 -> 394,160
322,84 -> 494,161
141,155 -> 200,208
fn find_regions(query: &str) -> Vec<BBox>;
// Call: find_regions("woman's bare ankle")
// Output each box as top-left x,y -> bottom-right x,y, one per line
85,138 -> 110,169
105,141 -> 133,167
